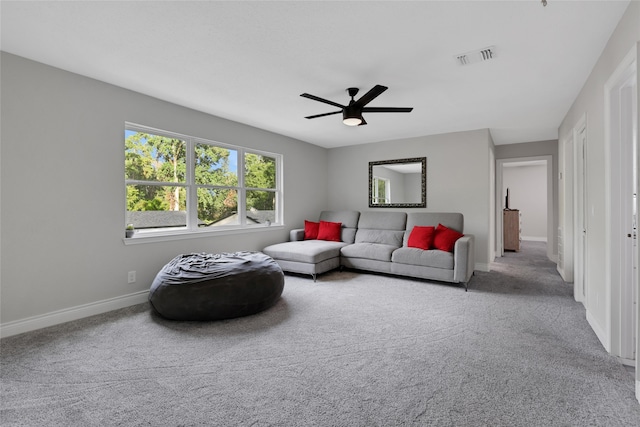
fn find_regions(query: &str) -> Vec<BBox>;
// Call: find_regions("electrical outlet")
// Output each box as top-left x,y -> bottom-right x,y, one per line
128,271 -> 136,284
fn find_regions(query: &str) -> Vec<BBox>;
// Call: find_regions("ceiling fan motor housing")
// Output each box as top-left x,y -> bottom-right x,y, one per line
343,103 -> 363,126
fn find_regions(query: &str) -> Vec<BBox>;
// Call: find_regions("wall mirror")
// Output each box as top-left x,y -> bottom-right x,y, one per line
369,157 -> 426,208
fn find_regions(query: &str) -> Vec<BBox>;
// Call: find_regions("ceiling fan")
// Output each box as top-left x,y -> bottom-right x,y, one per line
300,84 -> 413,126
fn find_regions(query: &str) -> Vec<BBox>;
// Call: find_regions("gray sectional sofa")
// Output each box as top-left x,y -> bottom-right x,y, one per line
263,210 -> 475,290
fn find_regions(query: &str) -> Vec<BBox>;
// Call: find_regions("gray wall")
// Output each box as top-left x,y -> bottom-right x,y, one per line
0,52 -> 328,325
327,129 -> 494,270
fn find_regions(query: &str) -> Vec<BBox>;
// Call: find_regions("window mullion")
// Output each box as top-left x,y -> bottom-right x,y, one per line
238,149 -> 246,226
186,138 -> 198,230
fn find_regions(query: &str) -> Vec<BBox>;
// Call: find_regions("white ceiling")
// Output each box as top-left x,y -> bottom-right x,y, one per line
0,1 -> 630,148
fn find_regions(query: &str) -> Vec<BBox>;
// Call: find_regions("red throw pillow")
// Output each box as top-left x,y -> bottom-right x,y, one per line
433,224 -> 464,252
317,221 -> 342,242
304,220 -> 319,240
407,226 -> 436,250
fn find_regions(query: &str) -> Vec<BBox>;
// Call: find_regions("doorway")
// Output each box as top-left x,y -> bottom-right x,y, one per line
496,156 -> 553,261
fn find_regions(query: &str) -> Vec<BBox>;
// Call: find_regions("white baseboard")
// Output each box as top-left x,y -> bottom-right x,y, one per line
0,290 -> 150,338
521,236 -> 547,242
574,286 -> 585,305
475,263 -> 490,272
618,357 -> 636,367
586,309 -> 611,353
557,267 -> 574,284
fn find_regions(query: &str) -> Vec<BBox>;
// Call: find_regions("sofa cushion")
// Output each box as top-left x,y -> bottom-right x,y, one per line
354,211 -> 406,247
358,211 -> 407,230
263,240 -> 347,264
355,229 -> 405,247
392,247 -> 454,270
407,226 -> 436,250
304,220 -> 319,240
317,221 -> 342,241
341,242 -> 398,262
433,224 -> 464,252
318,211 -> 360,243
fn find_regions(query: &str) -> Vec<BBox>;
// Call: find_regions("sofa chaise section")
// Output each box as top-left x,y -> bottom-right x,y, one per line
263,210 -> 360,281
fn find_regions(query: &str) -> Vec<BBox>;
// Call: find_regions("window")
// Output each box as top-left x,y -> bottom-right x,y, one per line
125,123 -> 281,235
372,176 -> 391,204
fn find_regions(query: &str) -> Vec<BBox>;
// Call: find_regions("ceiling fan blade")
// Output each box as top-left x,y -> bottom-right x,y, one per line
300,93 -> 345,109
362,107 -> 413,113
354,85 -> 388,108
305,111 -> 342,119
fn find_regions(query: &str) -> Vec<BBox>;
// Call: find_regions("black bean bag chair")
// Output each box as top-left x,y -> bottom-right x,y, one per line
149,251 -> 284,321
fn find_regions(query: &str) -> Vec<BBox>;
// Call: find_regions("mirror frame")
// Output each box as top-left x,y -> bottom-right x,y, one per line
369,157 -> 427,208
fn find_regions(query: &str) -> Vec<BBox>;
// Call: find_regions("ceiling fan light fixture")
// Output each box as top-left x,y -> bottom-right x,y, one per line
343,116 -> 363,126
343,105 -> 363,126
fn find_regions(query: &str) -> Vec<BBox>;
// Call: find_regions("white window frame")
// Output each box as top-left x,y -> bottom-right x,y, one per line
372,176 -> 391,204
124,123 -> 283,243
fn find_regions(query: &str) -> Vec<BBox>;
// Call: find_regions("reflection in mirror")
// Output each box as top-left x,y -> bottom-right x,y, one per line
369,157 -> 426,208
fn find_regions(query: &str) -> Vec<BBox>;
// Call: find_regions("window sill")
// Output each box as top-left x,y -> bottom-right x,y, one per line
122,224 -> 284,245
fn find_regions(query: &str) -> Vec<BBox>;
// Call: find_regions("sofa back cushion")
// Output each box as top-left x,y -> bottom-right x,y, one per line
403,213 -> 464,246
318,210 -> 361,244
355,212 -> 407,247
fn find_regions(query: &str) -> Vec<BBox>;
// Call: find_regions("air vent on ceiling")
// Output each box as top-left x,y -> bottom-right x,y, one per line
455,46 -> 495,66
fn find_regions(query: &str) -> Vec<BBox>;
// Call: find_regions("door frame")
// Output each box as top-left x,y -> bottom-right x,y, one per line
574,116 -> 588,306
604,46 -> 637,362
558,132 -> 574,282
495,156 -> 553,259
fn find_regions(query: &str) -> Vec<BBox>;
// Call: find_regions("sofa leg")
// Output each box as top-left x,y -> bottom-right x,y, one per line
312,273 -> 317,282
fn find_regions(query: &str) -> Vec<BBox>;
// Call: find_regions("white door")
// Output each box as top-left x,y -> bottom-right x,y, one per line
561,136 -> 574,283
619,68 -> 638,361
